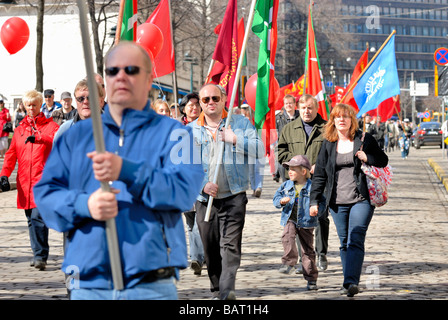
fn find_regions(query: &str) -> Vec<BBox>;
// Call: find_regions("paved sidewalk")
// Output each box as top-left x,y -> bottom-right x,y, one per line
0,147 -> 447,300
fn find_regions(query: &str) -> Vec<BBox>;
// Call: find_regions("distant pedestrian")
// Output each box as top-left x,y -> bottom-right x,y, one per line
398,131 -> 410,159
13,102 -> 26,129
310,103 -> 388,297
152,99 -> 170,116
0,90 -> 59,271
273,155 -> 324,290
51,91 -> 77,125
0,99 -> 11,158
41,89 -> 61,118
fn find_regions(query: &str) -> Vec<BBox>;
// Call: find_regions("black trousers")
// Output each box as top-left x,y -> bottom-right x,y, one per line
195,192 -> 247,299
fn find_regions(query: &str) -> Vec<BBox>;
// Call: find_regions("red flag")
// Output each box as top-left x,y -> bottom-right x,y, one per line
329,86 -> 346,107
342,48 -> 368,110
368,95 -> 400,121
275,75 -> 304,110
304,4 -> 329,120
206,0 -> 238,106
146,0 -> 175,78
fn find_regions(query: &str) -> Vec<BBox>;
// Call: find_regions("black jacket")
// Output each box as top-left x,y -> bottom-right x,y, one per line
310,130 -> 388,209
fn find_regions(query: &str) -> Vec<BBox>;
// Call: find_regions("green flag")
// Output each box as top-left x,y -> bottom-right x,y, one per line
251,0 -> 279,171
120,0 -> 138,41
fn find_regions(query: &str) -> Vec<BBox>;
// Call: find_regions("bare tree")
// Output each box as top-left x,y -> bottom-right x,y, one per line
35,0 -> 44,92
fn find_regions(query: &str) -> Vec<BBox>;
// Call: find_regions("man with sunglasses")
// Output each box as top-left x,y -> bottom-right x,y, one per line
188,83 -> 264,300
34,41 -> 204,300
41,89 -> 61,119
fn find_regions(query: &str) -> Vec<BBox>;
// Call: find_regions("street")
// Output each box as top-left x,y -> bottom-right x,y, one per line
0,146 -> 447,300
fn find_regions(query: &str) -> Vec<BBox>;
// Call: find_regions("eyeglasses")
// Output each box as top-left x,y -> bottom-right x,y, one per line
201,96 -> 221,104
75,96 -> 89,103
105,66 -> 141,77
45,95 -> 53,98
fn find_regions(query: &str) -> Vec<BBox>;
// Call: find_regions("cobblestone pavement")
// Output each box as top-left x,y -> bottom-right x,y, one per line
0,146 -> 447,301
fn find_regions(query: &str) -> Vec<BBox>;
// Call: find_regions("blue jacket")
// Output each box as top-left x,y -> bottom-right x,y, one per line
33,102 -> 204,289
273,179 -> 324,228
188,114 -> 264,202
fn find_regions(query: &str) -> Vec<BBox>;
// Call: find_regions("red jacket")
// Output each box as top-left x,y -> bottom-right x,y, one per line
0,107 -> 11,138
0,113 -> 59,209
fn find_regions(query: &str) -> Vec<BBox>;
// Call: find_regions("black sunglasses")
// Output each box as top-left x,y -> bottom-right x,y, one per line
75,96 -> 89,103
105,66 -> 141,77
201,96 -> 221,104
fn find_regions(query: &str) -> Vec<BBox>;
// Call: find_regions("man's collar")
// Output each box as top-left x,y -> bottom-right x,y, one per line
196,109 -> 228,126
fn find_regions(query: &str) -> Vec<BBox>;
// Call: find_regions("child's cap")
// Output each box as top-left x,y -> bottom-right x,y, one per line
282,155 -> 311,170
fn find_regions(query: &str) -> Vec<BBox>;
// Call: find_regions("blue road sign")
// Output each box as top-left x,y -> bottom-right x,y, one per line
434,47 -> 448,66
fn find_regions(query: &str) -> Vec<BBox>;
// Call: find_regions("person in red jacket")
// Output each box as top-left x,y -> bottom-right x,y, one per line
0,99 -> 11,158
0,90 -> 59,271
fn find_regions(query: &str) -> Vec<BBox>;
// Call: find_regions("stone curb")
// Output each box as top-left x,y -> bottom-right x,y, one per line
428,158 -> 448,192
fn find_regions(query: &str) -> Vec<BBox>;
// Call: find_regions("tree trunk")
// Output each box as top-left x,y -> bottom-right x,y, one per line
35,0 -> 44,92
87,0 -> 103,76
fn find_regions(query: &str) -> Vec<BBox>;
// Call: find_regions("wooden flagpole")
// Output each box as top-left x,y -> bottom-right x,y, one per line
115,0 -> 126,45
204,0 -> 257,222
76,0 -> 124,290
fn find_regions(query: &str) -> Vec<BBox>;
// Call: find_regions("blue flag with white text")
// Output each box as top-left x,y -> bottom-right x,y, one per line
353,34 -> 400,117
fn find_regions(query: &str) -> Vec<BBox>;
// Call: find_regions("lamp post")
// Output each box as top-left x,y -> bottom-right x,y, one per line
184,52 -> 198,92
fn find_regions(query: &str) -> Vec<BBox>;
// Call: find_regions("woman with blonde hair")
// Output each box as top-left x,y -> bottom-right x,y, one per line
309,103 -> 388,297
152,99 -> 170,116
0,90 -> 59,270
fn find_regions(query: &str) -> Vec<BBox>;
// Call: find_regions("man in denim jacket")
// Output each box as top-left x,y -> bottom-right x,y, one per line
188,84 -> 264,300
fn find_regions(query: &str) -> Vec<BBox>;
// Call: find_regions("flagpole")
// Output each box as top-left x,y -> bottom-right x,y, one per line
204,59 -> 215,84
115,0 -> 126,45
340,30 -> 396,104
76,0 -> 124,290
204,0 -> 257,222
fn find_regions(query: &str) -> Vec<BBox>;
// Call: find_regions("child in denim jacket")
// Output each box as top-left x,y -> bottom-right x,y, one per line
273,155 -> 323,290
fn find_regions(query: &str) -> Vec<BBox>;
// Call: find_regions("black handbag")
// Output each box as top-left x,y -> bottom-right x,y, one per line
2,122 -> 12,133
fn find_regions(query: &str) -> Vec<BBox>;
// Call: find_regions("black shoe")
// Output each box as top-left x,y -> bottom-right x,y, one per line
307,281 -> 318,290
34,260 -> 46,271
317,255 -> 328,271
347,284 -> 359,297
190,260 -> 202,276
223,290 -> 236,300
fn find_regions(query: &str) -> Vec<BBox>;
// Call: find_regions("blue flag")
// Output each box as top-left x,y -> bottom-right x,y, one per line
353,34 -> 400,117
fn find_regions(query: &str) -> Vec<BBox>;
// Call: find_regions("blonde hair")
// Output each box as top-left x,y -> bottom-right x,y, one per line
152,99 -> 170,113
298,94 -> 318,109
324,103 -> 359,142
74,79 -> 105,99
22,90 -> 43,107
289,165 -> 311,180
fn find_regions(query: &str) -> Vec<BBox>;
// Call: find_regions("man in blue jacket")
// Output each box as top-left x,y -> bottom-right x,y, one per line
188,84 -> 264,300
33,41 -> 204,300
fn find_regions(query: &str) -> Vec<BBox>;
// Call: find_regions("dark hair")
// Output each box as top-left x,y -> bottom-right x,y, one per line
179,92 -> 199,113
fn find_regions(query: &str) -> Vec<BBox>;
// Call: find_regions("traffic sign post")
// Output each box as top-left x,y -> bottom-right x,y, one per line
434,47 -> 448,66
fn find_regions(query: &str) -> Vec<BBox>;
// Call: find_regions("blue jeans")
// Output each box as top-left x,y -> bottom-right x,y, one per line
189,218 -> 204,263
329,200 -> 374,288
24,208 -> 49,262
249,158 -> 265,190
70,277 -> 178,300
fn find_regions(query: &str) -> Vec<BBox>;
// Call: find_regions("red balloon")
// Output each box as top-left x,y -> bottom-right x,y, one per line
136,23 -> 164,60
1,17 -> 30,55
244,73 -> 280,110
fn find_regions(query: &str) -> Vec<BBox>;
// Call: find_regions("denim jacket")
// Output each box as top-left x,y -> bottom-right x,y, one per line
273,179 -> 324,228
188,114 -> 264,202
